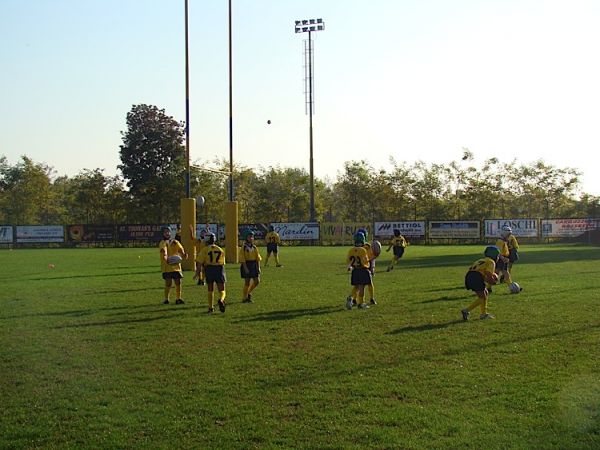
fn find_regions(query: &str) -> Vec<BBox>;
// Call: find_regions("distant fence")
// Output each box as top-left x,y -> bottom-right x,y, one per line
1,218 -> 599,248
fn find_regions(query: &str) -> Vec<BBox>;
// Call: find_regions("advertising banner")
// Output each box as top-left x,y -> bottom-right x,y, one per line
239,223 -> 269,241
16,225 -> 64,243
484,219 -> 538,238
0,226 -> 13,243
271,222 -> 319,240
429,221 -> 480,239
117,224 -> 166,241
541,218 -> 599,237
374,221 -> 426,238
67,225 -> 116,242
195,224 -> 220,239
321,223 -> 372,244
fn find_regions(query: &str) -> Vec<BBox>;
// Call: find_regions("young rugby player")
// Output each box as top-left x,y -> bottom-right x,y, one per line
356,227 -> 377,305
195,232 -> 226,314
495,232 -> 513,290
264,225 -> 283,267
502,225 -> 520,272
190,225 -> 208,285
386,229 -> 408,272
461,246 -> 500,320
159,225 -> 187,305
239,229 -> 262,303
345,232 -> 372,310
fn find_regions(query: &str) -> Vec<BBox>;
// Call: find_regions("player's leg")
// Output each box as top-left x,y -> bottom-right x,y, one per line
217,282 -> 226,312
174,278 -> 184,304
163,277 -> 173,304
207,282 -> 215,312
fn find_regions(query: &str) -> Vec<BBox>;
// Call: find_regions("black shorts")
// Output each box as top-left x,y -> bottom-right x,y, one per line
509,249 -> 519,263
496,259 -> 508,271
205,265 -> 226,284
351,267 -> 372,286
266,243 -> 278,254
465,270 -> 485,292
393,246 -> 405,258
241,260 -> 260,279
162,271 -> 183,280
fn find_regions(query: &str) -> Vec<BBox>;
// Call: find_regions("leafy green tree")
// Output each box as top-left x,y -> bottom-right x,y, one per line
0,156 -> 58,224
118,104 -> 186,223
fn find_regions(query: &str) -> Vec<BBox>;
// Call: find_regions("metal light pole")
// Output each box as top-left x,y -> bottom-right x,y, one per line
295,19 -> 324,222
184,0 -> 191,198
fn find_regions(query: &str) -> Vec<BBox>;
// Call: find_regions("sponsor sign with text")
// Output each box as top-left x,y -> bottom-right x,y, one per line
321,223 -> 372,243
429,221 -> 480,239
67,225 -> 116,242
374,221 -> 426,238
16,225 -> 65,243
484,219 -> 538,238
0,226 -> 13,243
541,218 -> 599,237
271,222 -> 319,240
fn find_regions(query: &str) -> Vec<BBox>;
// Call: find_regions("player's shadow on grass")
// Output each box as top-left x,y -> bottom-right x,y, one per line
53,314 -> 179,329
387,320 -> 465,334
420,294 -> 470,303
234,305 -> 340,323
26,270 -> 156,281
0,303 -> 166,321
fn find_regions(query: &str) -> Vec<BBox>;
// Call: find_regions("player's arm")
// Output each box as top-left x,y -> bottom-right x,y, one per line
160,244 -> 169,263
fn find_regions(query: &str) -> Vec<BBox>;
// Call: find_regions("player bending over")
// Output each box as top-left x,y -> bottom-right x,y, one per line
461,246 -> 500,320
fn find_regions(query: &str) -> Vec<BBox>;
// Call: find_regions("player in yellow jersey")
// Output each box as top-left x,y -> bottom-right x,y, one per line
345,232 -> 372,310
239,229 -> 262,303
159,225 -> 187,305
495,232 -> 514,291
190,225 -> 208,285
195,232 -> 226,314
501,225 -> 520,272
356,227 -> 377,305
264,225 -> 283,267
461,246 -> 500,320
386,229 -> 408,272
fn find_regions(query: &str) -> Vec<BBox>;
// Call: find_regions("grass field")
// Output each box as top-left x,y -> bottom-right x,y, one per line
1,244 -> 599,449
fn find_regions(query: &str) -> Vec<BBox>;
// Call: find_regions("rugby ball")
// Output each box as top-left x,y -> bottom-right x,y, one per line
371,240 -> 382,258
487,273 -> 499,285
509,282 -> 522,294
167,255 -> 182,265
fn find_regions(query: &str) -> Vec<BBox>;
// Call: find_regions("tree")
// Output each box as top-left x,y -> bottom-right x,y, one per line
0,156 -> 58,224
118,104 -> 186,223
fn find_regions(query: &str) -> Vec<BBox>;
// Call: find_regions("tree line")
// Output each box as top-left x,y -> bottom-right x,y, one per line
1,104 -> 598,226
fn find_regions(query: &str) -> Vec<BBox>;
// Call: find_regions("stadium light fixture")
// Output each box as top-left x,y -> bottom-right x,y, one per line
294,18 -> 324,222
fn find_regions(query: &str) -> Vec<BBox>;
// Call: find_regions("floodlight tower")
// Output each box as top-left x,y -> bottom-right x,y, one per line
295,18 -> 324,222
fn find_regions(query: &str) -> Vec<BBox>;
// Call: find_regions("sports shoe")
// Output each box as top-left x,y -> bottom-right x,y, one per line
276,264 -> 283,267
461,309 -> 470,321
358,303 -> 370,309
479,313 -> 495,320
175,298 -> 185,305
345,296 -> 353,310
197,279 -> 205,286
207,307 -> 214,314
387,266 -> 393,272
242,298 -> 252,303
247,294 -> 252,302
369,298 -> 378,305
218,299 -> 226,313
352,299 -> 357,306
163,299 -> 170,305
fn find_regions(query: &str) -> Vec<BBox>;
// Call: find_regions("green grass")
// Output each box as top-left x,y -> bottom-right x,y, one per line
1,244 -> 599,449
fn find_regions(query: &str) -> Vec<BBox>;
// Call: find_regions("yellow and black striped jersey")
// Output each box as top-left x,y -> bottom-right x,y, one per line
265,231 -> 281,245
389,236 -> 407,248
467,257 -> 496,277
239,244 -> 262,262
346,246 -> 370,269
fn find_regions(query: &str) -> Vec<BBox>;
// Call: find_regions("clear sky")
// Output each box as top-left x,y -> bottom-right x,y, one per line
1,0 -> 599,195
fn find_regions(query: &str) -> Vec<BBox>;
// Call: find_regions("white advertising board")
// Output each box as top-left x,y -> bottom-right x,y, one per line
484,219 -> 538,238
16,225 -> 65,243
271,223 -> 319,240
374,221 -> 426,238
